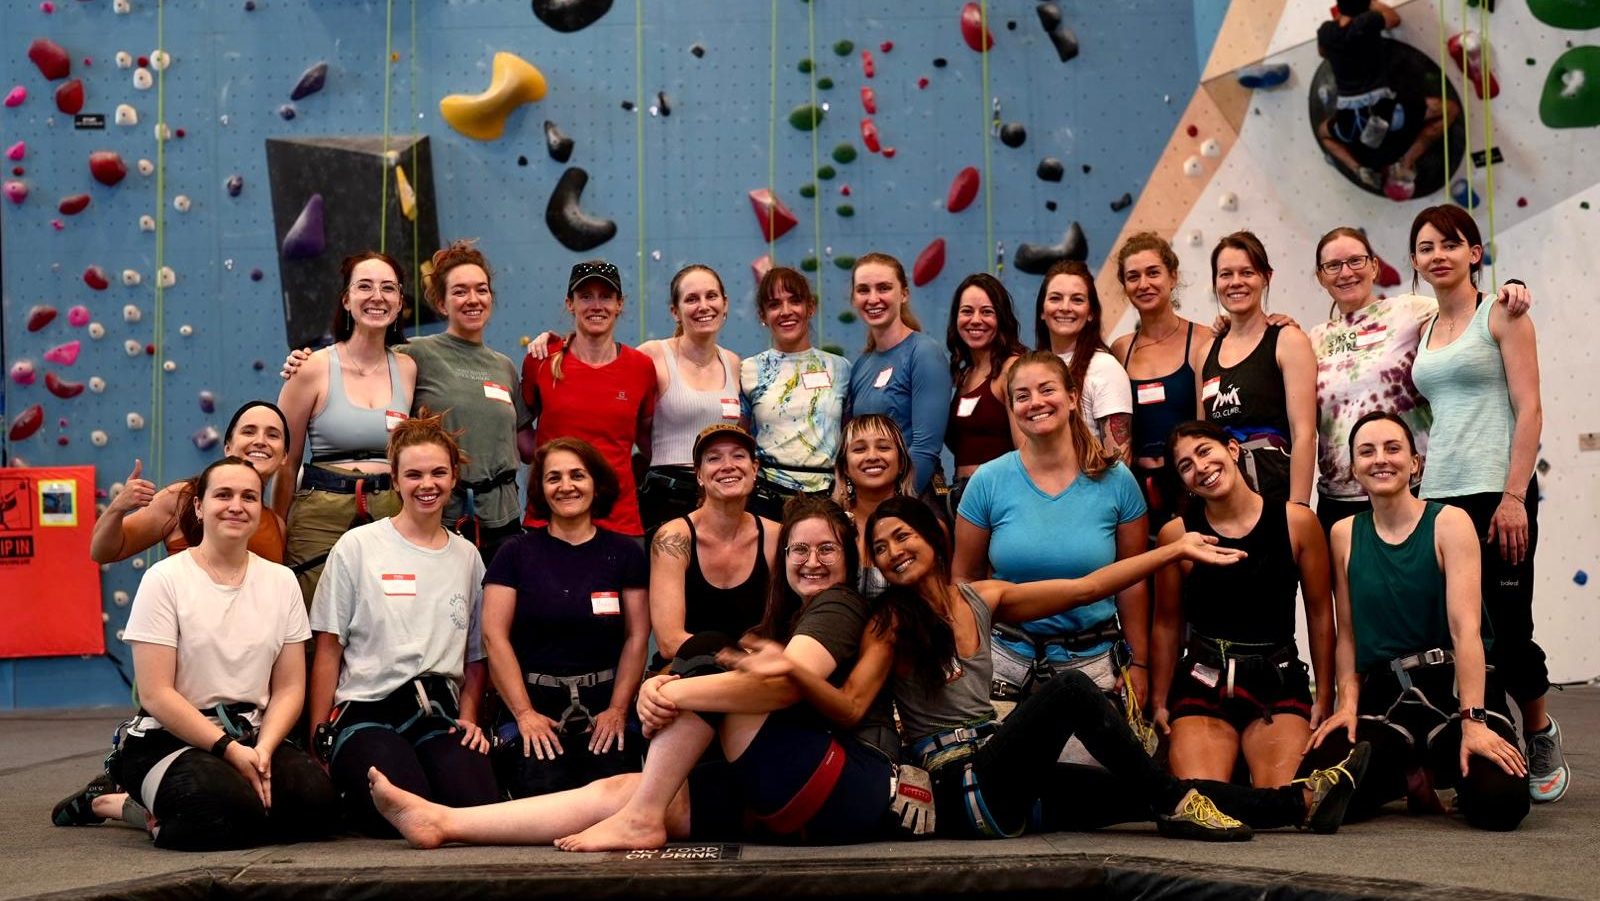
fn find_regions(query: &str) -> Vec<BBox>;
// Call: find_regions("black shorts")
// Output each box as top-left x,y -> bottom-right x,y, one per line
1167,654 -> 1313,731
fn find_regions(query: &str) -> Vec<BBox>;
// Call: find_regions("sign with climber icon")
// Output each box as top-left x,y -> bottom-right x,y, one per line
0,466 -> 104,659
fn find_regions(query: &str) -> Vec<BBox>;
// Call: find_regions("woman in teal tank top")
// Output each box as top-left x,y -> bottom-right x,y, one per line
1307,412 -> 1529,830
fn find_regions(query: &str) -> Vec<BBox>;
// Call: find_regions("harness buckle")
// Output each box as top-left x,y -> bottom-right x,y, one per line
1422,648 -> 1448,667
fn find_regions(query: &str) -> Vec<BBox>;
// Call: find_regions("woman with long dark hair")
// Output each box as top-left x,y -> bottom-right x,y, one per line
1035,260 -> 1133,460
944,273 -> 1027,516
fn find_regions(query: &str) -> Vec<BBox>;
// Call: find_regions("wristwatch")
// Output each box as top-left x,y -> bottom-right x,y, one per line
1459,706 -> 1488,724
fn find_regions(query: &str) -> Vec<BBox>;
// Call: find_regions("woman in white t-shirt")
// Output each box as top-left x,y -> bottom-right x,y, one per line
1034,260 -> 1134,460
113,457 -> 335,850
309,412 -> 499,836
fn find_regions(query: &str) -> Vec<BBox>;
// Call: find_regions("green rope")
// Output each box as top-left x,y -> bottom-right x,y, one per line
1437,1 -> 1450,207
979,0 -> 995,274
378,0 -> 395,253
150,0 -> 167,498
635,0 -> 648,344
410,0 -> 422,329
1457,0 -> 1472,215
1479,1 -> 1497,287
806,0 -> 824,343
768,0 -> 779,267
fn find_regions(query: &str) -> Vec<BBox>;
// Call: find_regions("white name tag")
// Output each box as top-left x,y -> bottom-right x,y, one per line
385,410 -> 408,431
955,395 -> 980,418
720,397 -> 741,419
1201,377 -> 1220,401
591,591 -> 621,615
873,367 -> 894,389
1191,661 -> 1220,688
381,573 -> 417,597
801,369 -> 832,390
1136,382 -> 1166,405
1354,326 -> 1387,349
483,381 -> 513,404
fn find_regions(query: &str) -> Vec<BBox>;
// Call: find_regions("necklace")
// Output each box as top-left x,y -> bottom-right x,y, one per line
339,343 -> 387,377
1133,320 -> 1181,351
674,337 -> 719,369
192,545 -> 247,587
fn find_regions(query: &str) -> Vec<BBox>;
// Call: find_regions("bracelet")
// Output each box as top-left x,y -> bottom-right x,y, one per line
1503,491 -> 1526,503
210,734 -> 236,758
1129,662 -> 1149,670
1503,279 -> 1526,287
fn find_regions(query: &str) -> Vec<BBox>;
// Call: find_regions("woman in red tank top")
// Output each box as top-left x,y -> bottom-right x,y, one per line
944,274 -> 1027,522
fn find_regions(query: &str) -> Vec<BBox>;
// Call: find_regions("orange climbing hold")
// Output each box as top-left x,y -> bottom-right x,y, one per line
913,238 -> 946,286
961,3 -> 994,52
748,189 -> 798,242
947,166 -> 979,213
438,51 -> 548,141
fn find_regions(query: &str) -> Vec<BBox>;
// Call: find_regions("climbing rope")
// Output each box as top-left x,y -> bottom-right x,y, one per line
768,0 -> 779,268
378,0 -> 395,253
805,0 -> 825,343
979,0 -> 995,275
1436,3 -> 1450,207
635,0 -> 648,343
1478,0 -> 1498,287
410,0 -> 422,327
150,0 -> 168,498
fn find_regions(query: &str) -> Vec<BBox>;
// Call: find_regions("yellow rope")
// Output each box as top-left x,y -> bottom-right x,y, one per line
806,0 -> 824,343
1437,1 -> 1451,206
378,0 -> 394,252
1479,1 -> 1498,287
979,0 -> 995,274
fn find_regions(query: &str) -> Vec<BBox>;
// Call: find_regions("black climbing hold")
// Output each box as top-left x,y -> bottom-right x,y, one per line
1007,20 -> 1017,30
933,57 -> 948,68
837,311 -> 857,324
290,61 -> 328,101
1037,2 -> 1062,28
1081,164 -> 1092,174
517,155 -> 528,166
250,268 -> 263,281
545,167 -> 617,252
657,91 -> 672,116
1000,122 -> 1027,148
1044,200 -> 1057,211
621,99 -> 635,111
1109,192 -> 1132,212
544,120 -> 574,162
690,43 -> 705,58
253,360 -> 266,371
225,174 -> 244,197
1036,3 -> 1080,62
531,0 -> 615,33
244,0 -> 255,9
1014,222 -> 1087,274
278,104 -> 297,121
1036,157 -> 1064,181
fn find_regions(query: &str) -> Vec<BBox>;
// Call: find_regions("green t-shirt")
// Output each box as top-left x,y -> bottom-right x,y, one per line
399,332 -> 531,527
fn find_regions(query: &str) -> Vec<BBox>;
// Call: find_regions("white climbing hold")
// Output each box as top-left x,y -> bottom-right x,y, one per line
114,0 -> 131,12
132,67 -> 152,90
163,360 -> 177,373
115,629 -> 126,642
138,214 -> 155,231
123,304 -> 142,323
1183,156 -> 1203,177
219,114 -> 229,126
1218,191 -> 1239,212
113,590 -> 131,606
130,557 -> 145,570
123,339 -> 142,356
1200,138 -> 1221,158
115,51 -> 132,68
179,323 -> 193,337
115,103 -> 138,126
126,412 -> 146,431
158,266 -> 176,287
651,250 -> 662,261
89,376 -> 106,393
1561,68 -> 1585,99
150,50 -> 171,71
173,194 -> 191,213
88,322 -> 106,340
122,269 -> 141,286
137,158 -> 154,176
92,429 -> 109,446
153,122 -> 171,142
1188,229 -> 1205,247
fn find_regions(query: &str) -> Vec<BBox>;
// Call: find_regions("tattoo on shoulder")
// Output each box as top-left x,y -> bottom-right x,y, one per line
652,529 -> 691,560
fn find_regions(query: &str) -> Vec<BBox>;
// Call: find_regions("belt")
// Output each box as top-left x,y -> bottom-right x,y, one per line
995,619 -> 1122,656
754,738 -> 847,835
911,720 -> 997,770
526,668 -> 616,733
1185,633 -> 1297,666
300,464 -> 392,494
311,449 -> 387,465
456,469 -> 519,495
126,701 -> 258,739
1391,648 -> 1453,673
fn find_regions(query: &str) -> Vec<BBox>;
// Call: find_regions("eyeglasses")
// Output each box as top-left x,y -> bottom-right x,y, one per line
1318,255 -> 1372,276
350,280 -> 401,297
785,542 -> 842,563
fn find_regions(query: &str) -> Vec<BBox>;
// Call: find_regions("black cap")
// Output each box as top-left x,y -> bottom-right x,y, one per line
692,423 -> 757,465
567,259 -> 622,295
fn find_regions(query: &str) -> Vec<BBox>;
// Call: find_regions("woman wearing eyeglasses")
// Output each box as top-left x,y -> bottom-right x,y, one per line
1307,228 -> 1530,534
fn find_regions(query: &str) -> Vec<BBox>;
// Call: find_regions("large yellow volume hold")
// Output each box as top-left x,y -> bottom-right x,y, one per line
438,51 -> 547,141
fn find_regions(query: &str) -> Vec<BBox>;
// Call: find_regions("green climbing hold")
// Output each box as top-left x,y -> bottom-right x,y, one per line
789,103 -> 825,131
1529,0 -> 1600,30
817,77 -> 835,90
833,40 -> 854,56
798,182 -> 817,198
801,256 -> 820,272
817,164 -> 837,180
837,310 -> 857,324
821,343 -> 846,357
1583,200 -> 1593,209
837,204 -> 855,217
798,58 -> 813,74
831,143 -> 858,164
833,254 -> 857,270
1539,47 -> 1600,128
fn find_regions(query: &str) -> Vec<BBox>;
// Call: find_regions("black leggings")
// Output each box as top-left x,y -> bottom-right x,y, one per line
491,681 -> 639,799
331,723 -> 500,836
115,730 -> 337,851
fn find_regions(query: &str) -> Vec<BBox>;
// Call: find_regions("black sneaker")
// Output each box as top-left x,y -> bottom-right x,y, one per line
1156,789 -> 1253,842
51,772 -> 118,827
1298,741 -> 1371,834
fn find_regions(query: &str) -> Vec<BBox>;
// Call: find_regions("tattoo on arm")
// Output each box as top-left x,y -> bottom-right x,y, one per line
1107,413 -> 1133,454
651,529 -> 692,561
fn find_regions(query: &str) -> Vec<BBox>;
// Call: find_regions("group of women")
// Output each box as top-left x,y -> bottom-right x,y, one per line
55,203 -> 1559,851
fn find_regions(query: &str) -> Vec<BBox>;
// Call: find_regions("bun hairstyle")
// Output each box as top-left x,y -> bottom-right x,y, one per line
1004,350 -> 1122,474
423,239 -> 494,315
331,250 -> 409,346
852,252 -> 923,352
758,495 -> 861,644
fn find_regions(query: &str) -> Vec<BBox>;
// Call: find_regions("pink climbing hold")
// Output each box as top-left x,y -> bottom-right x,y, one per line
4,141 -> 24,161
83,265 -> 109,290
3,181 -> 26,205
748,189 -> 798,242
961,3 -> 994,52
44,341 -> 81,366
27,304 -> 58,331
861,87 -> 877,115
4,86 -> 25,107
947,166 -> 980,213
751,254 -> 773,286
58,193 -> 90,215
10,361 -> 37,386
89,150 -> 127,186
28,37 -> 71,80
913,238 -> 946,287
8,404 -> 45,441
67,304 -> 90,326
860,118 -> 881,153
281,193 -> 327,259
46,372 -> 84,399
861,50 -> 875,79
55,78 -> 84,114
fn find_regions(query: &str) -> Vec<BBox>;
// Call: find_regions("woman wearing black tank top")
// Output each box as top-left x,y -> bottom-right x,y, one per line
1152,421 -> 1335,789
648,424 -> 779,664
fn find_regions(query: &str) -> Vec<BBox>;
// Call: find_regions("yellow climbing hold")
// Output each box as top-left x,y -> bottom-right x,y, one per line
395,164 -> 416,221
439,51 -> 547,141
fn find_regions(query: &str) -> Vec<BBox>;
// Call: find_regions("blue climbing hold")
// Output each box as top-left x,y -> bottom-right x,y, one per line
1450,178 -> 1481,208
1575,570 -> 1589,586
1237,63 -> 1291,89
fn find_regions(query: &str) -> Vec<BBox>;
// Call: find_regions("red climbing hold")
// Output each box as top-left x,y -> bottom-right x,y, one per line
83,265 -> 109,290
89,150 -> 126,186
860,118 -> 881,154
58,193 -> 90,215
55,78 -> 84,115
861,87 -> 876,115
913,238 -> 946,287
8,404 -> 45,441
840,184 -> 851,196
46,372 -> 84,399
27,305 -> 58,331
28,38 -> 71,80
1517,197 -> 1528,208
1375,255 -> 1402,288
917,76 -> 930,89
1186,123 -> 1199,138
882,147 -> 896,158
748,188 -> 798,242
947,166 -> 980,213
880,41 -> 894,53
137,56 -> 149,68
861,50 -> 875,79
961,3 -> 994,52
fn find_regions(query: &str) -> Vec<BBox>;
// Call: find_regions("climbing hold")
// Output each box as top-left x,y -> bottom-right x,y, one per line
55,79 -> 85,115
816,164 -> 836,180
126,412 -> 145,431
138,214 -> 155,231
517,155 -> 528,166
250,268 -> 264,281
115,103 -> 137,126
860,118 -> 881,153
192,425 -> 220,451
27,305 -> 57,331
1449,178 -> 1480,208
832,143 -> 858,164
171,193 -> 191,213
544,120 -> 575,162
797,58 -> 813,74
836,204 -> 855,218
934,57 -> 948,68
1236,63 -> 1291,89
4,142 -> 23,161
290,61 -> 328,101
800,256 -> 819,272
44,341 -> 80,366
132,67 -> 152,90
861,87 -> 877,114
788,103 -> 825,131
1110,192 -> 1133,212
862,50 -> 876,79
917,76 -> 930,89
153,123 -> 171,142
29,38 -> 71,80
88,322 -> 105,339
999,122 -> 1026,148
1036,157 -> 1064,182
546,167 -> 616,251
880,41 -> 894,53
89,150 -> 127,186
620,100 -> 635,112
278,104 -> 296,120
395,165 -> 416,221
439,51 -> 547,141
158,266 -> 176,288
961,3 -> 994,52
797,183 -> 816,199
179,324 -> 193,337
116,51 -> 132,68
163,360 -> 177,373
834,40 -> 855,56
225,174 -> 243,196
1035,2 -> 1079,62
253,360 -> 266,371
531,0 -> 615,32
122,339 -> 141,356
83,266 -> 109,290
4,181 -> 27,204
1219,191 -> 1239,212
9,404 -> 45,441
1449,32 -> 1499,99
1517,196 -> 1529,208
833,255 -> 857,271
748,188 -> 799,242
199,390 -> 216,413
57,194 -> 92,215
1045,200 -> 1057,211
91,429 -> 109,447
816,77 -> 834,91
1014,222 -> 1088,274
656,91 -> 672,116
1186,124 -> 1199,138
839,184 -> 851,196
1200,138 -> 1221,158
150,50 -> 170,71
67,305 -> 89,326
912,238 -> 946,287
137,158 -> 154,176
10,361 -> 36,386
1539,47 -> 1600,128
690,43 -> 705,58
123,304 -> 142,323
4,86 -> 26,107
45,372 -> 84,399
1576,570 -> 1590,586
89,376 -> 105,393
946,166 -> 980,213
281,193 -> 326,259
1183,156 -> 1203,177
1530,0 -> 1600,29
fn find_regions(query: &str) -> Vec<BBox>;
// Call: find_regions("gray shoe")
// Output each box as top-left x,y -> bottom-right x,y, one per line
1528,716 -> 1571,803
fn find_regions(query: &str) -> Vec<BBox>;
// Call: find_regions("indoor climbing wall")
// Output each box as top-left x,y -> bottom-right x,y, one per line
1,0 -> 1201,707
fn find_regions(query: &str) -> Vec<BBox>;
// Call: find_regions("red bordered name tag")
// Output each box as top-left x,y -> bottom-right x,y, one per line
591,591 -> 621,615
381,573 -> 417,597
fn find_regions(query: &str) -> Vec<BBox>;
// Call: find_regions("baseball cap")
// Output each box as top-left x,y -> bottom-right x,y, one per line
692,423 -> 757,465
567,259 -> 622,295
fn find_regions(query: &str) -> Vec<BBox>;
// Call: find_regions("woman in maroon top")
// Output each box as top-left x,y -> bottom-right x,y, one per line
944,273 -> 1027,521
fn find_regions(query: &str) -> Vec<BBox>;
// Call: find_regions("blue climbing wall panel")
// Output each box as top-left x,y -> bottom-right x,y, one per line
0,0 -> 1197,708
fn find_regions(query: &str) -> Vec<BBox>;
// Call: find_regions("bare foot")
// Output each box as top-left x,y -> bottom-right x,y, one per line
90,792 -> 127,820
554,808 -> 666,852
368,767 -> 448,849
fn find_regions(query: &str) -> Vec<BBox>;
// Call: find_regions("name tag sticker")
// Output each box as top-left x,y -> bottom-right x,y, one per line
1201,377 -> 1220,401
385,410 -> 408,431
1191,661 -> 1220,688
720,397 -> 741,419
1355,326 -> 1387,348
381,573 -> 417,597
801,369 -> 832,390
955,396 -> 980,418
873,367 -> 894,389
483,381 -> 513,404
1136,382 -> 1166,405
591,591 -> 621,615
